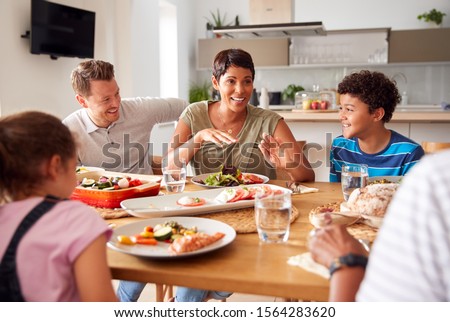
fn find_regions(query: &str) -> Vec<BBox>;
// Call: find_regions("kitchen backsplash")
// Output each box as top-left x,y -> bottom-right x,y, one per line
199,64 -> 450,106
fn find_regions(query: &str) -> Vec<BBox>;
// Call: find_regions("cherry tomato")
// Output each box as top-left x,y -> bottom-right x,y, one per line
128,179 -> 143,187
144,226 -> 154,232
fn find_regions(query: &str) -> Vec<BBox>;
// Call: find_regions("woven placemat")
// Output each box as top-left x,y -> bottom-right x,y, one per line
92,207 -> 130,219
198,205 -> 299,234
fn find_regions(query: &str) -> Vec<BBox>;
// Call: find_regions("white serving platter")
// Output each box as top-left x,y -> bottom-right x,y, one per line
120,184 -> 289,218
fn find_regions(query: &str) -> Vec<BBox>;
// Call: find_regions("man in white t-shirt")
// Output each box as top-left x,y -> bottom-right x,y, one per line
63,59 -> 188,302
63,59 -> 187,174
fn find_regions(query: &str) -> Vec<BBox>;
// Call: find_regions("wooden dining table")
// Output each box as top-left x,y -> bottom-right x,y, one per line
106,180 -> 345,302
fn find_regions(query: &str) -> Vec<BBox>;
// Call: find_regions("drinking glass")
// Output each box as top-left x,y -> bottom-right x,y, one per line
254,190 -> 292,243
162,161 -> 187,193
341,164 -> 368,201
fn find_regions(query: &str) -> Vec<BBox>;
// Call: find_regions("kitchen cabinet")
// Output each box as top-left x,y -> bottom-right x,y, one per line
198,27 -> 450,70
389,28 -> 450,63
409,123 -> 450,144
289,28 -> 389,66
197,38 -> 289,69
197,28 -> 388,70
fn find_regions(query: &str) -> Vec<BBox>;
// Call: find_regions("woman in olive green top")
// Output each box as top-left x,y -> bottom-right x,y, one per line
166,48 -> 314,182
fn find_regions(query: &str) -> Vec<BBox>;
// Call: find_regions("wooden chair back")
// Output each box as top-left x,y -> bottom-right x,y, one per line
421,141 -> 450,154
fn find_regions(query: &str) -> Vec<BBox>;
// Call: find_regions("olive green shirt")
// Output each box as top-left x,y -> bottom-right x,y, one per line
180,101 -> 282,179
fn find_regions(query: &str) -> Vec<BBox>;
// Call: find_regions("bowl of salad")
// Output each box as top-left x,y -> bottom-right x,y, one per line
71,171 -> 161,208
191,165 -> 268,188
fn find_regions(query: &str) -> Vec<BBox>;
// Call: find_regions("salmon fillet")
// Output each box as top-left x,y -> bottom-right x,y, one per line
168,232 -> 225,255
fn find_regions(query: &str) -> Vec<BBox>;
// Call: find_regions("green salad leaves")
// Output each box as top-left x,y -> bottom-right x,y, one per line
204,165 -> 243,187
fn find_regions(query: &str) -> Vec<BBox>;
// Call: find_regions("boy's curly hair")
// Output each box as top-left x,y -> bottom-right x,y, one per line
337,70 -> 401,123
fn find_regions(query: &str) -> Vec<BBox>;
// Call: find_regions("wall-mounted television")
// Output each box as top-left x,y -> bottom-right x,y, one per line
30,0 -> 95,59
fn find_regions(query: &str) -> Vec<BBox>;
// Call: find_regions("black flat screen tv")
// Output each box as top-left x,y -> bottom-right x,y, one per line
30,0 -> 95,59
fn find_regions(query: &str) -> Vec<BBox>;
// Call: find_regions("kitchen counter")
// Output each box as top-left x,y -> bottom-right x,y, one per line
272,105 -> 450,123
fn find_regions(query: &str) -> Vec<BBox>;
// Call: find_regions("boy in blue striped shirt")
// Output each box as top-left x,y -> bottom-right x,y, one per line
330,70 -> 424,182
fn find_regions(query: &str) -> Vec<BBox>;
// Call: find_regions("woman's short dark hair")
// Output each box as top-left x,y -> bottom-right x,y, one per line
337,70 -> 401,123
212,48 -> 255,82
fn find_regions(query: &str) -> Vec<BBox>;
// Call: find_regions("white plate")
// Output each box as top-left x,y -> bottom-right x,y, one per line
368,176 -> 403,184
191,173 -> 269,188
107,217 -> 236,258
121,184 -> 290,218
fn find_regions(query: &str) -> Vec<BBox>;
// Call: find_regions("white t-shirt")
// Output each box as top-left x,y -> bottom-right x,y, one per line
0,198 -> 112,301
63,97 -> 187,174
357,150 -> 450,301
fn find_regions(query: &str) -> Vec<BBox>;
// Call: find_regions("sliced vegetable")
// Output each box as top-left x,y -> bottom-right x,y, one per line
135,237 -> 158,245
153,226 -> 173,241
117,235 -> 136,245
242,173 -> 264,184
139,231 -> 154,238
81,178 -> 95,187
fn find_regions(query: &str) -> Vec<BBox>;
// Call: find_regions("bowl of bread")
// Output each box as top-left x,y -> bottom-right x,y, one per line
309,178 -> 401,230
341,182 -> 400,228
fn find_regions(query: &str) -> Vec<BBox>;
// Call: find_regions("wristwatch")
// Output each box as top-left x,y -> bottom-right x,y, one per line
329,253 -> 368,277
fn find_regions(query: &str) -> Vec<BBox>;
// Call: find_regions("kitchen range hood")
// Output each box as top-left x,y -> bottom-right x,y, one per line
213,22 -> 326,38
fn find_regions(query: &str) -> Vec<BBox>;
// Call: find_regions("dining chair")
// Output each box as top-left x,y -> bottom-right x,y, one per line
421,141 -> 450,154
276,140 -> 307,180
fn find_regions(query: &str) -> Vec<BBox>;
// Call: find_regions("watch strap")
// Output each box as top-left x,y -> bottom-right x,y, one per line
329,253 -> 368,277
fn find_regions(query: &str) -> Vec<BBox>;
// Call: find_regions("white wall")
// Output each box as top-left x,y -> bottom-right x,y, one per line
0,0 -> 195,119
295,0 -> 450,30
194,0 -> 450,33
1,0 -> 449,116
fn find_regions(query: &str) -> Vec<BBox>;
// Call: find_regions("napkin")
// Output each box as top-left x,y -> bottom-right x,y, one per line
287,252 -> 330,279
286,182 -> 319,194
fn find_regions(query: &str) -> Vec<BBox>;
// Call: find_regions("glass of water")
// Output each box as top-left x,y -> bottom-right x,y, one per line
341,164 -> 369,201
255,190 -> 292,243
162,160 -> 187,193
